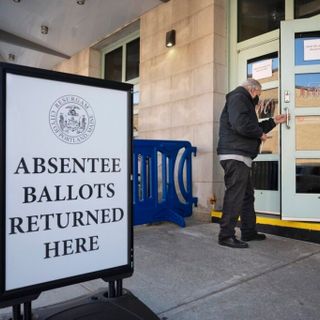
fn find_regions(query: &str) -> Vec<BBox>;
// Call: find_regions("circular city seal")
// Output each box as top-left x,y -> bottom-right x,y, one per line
49,95 -> 96,144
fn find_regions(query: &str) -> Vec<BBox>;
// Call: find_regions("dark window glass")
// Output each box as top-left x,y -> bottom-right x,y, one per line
295,0 -> 320,19
104,47 -> 122,82
252,161 -> 278,190
126,38 -> 140,81
238,0 -> 285,42
296,161 -> 320,193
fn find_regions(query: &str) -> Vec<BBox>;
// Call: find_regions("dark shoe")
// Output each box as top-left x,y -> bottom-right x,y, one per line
241,232 -> 266,241
219,237 -> 249,248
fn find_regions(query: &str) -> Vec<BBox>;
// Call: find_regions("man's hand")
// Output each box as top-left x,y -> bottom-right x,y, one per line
260,133 -> 268,142
273,114 -> 288,124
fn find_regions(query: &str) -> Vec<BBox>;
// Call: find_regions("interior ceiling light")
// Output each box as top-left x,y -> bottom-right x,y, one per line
41,25 -> 49,35
76,0 -> 86,4
8,53 -> 15,61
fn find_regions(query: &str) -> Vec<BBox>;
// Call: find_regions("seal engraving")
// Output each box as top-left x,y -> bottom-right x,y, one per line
49,95 -> 96,144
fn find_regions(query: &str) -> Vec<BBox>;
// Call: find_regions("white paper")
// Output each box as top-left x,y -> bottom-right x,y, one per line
304,39 -> 320,61
252,59 -> 273,80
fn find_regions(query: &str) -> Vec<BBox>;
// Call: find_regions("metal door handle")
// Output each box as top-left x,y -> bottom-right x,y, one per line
284,107 -> 290,129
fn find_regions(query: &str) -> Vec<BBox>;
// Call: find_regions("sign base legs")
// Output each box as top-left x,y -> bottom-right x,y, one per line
34,288 -> 160,320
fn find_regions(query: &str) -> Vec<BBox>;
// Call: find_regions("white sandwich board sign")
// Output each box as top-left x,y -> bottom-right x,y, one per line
0,63 -> 133,302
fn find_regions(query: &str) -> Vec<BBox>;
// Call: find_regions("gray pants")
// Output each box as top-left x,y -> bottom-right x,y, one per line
219,159 -> 256,240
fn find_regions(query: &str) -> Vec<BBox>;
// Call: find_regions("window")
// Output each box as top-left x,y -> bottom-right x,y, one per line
295,0 -> 320,19
102,32 -> 140,137
296,159 -> 320,193
247,52 -> 279,82
295,32 -> 320,66
238,0 -> 285,42
252,161 -> 278,190
104,47 -> 122,82
103,34 -> 140,83
126,38 -> 140,81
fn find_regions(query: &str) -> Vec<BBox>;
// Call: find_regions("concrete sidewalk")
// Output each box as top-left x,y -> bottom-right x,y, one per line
1,220 -> 320,319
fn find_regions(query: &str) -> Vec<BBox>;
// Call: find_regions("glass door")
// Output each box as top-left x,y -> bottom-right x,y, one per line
281,15 -> 320,221
238,41 -> 281,214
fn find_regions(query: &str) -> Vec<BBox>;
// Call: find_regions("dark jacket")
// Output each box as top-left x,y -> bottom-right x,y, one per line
217,86 -> 276,159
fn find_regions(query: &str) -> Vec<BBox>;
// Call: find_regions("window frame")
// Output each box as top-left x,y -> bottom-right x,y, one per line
101,31 -> 140,85
228,0 -> 299,89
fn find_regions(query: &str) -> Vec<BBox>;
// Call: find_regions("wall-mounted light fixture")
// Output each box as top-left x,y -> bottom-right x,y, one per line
12,0 -> 21,3
76,0 -> 86,5
8,53 -> 16,61
166,29 -> 176,48
41,25 -> 49,35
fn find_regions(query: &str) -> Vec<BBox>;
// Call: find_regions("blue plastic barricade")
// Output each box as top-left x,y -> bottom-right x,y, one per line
133,139 -> 198,227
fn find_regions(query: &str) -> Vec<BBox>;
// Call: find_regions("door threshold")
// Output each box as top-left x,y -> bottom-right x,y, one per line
211,210 -> 320,244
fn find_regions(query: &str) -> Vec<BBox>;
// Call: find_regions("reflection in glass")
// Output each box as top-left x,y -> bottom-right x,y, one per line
295,33 -> 320,66
295,74 -> 320,108
255,88 -> 279,154
296,159 -> 320,193
238,0 -> 284,42
104,47 -> 123,82
252,161 -> 278,190
247,53 -> 279,83
126,38 -> 140,81
295,0 -> 320,19
296,116 -> 320,150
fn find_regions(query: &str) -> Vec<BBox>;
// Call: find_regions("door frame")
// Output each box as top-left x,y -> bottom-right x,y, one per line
280,14 -> 320,221
238,41 -> 281,214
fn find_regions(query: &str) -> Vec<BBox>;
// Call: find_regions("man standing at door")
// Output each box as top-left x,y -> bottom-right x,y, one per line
217,78 -> 287,248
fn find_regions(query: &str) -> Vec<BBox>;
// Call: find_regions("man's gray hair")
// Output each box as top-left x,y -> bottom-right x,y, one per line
241,78 -> 261,91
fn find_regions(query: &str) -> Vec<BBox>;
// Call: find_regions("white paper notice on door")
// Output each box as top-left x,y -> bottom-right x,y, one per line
304,39 -> 320,61
252,59 -> 272,80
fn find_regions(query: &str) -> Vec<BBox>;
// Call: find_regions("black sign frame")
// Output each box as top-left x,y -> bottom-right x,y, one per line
0,62 -> 133,304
